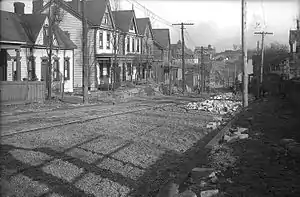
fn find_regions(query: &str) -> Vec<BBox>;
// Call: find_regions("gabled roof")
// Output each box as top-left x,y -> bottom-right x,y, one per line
19,14 -> 47,44
0,10 -> 46,44
136,18 -> 151,35
40,0 -> 114,27
66,0 -> 111,26
0,10 -> 29,44
112,10 -> 138,33
53,25 -> 77,49
0,10 -> 76,49
152,29 -> 170,49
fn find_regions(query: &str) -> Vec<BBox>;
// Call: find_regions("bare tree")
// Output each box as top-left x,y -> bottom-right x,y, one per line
45,1 -> 65,99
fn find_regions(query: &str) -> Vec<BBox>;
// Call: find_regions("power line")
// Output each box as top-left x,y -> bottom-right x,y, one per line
184,30 -> 197,49
124,0 -> 180,34
260,0 -> 266,29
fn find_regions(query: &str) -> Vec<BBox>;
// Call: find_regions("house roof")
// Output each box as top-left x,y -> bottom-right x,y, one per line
19,14 -> 47,44
152,29 -> 170,49
0,10 -> 28,44
136,18 -> 150,35
0,10 -> 76,49
53,25 -> 77,49
112,10 -> 137,33
66,0 -> 110,26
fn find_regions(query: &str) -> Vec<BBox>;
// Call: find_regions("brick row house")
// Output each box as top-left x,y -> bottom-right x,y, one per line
1,0 -> 173,93
0,2 -> 76,92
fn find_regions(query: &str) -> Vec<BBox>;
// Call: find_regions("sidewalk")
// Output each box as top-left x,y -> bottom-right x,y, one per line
202,96 -> 300,196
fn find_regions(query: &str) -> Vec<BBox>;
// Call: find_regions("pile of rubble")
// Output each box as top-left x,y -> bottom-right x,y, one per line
186,93 -> 242,115
222,127 -> 249,143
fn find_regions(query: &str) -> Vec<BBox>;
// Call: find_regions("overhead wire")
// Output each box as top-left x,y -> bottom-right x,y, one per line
124,0 -> 181,35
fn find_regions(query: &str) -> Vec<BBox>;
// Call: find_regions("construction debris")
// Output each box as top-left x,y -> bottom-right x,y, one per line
200,189 -> 219,197
223,127 -> 249,143
186,93 -> 241,115
279,138 -> 300,157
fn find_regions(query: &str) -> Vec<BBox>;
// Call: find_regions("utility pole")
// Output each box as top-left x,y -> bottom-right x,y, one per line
256,40 -> 260,98
47,0 -> 53,100
197,50 -> 201,92
82,0 -> 88,104
112,24 -> 118,91
172,22 -> 194,94
200,46 -> 204,93
242,0 -> 248,107
254,31 -> 273,97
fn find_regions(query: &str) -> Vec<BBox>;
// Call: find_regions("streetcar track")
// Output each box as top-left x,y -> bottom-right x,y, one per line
0,99 -> 151,118
1,103 -> 175,138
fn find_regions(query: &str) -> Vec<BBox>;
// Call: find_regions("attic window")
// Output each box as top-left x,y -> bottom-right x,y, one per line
103,13 -> 109,25
130,22 -> 134,31
43,25 -> 49,46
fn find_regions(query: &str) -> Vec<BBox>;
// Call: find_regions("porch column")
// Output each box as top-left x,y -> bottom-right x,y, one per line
15,49 -> 21,81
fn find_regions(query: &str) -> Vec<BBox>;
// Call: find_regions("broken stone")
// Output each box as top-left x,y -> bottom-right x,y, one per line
178,190 -> 197,197
200,189 -> 219,197
191,168 -> 215,180
156,181 -> 179,197
286,142 -> 300,157
237,127 -> 248,133
206,122 -> 218,130
280,138 -> 296,146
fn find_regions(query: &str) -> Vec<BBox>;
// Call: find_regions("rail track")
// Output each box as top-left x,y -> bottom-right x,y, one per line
1,102 -> 176,138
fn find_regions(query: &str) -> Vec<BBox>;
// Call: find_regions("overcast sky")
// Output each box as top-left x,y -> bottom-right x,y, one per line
1,0 -> 298,52
119,0 -> 299,52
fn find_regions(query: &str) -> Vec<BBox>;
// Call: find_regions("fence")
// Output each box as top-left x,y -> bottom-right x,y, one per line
0,81 -> 46,105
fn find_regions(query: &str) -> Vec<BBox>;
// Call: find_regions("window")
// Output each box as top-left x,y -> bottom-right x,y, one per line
53,59 -> 60,81
103,12 -> 109,25
43,25 -> 49,45
137,39 -> 139,52
130,22 -> 134,30
41,57 -> 48,81
28,56 -> 37,81
64,57 -> 70,80
106,32 -> 110,49
132,38 -> 135,52
99,31 -> 103,49
127,37 -> 130,52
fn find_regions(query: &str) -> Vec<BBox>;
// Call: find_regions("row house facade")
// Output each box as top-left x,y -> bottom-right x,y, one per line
0,2 -> 76,92
289,20 -> 300,78
32,0 -> 172,91
152,29 -> 172,84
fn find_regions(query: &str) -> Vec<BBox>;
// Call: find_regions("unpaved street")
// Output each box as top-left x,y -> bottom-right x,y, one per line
1,97 -> 219,197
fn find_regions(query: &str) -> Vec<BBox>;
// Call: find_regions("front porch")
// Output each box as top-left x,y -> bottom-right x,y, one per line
94,54 -> 154,90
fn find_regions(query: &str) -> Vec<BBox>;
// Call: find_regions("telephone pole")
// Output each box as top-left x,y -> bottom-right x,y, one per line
82,0 -> 88,103
200,46 -> 204,93
172,22 -> 194,93
242,0 -> 248,107
254,31 -> 273,97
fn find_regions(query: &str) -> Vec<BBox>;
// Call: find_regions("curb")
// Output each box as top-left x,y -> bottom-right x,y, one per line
204,106 -> 248,149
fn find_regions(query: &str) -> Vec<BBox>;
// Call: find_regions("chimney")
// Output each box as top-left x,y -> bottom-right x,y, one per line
14,2 -> 25,14
33,0 -> 43,13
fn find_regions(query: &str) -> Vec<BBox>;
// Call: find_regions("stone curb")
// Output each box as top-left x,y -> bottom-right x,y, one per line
204,106 -> 249,149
